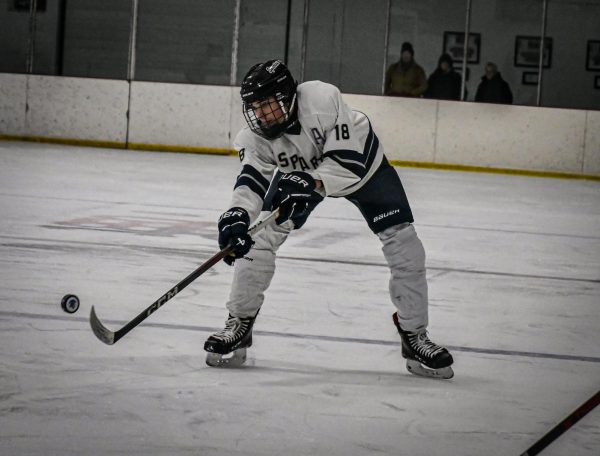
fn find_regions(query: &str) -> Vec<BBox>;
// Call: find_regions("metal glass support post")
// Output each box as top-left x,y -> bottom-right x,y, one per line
284,0 -> 292,65
381,0 -> 391,95
127,0 -> 139,81
26,0 -> 39,73
460,0 -> 472,101
536,0 -> 548,107
125,0 -> 139,147
300,0 -> 310,82
336,0 -> 346,87
230,0 -> 241,86
55,0 -> 67,75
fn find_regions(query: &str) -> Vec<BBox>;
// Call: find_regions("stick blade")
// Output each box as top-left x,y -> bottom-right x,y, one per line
90,306 -> 116,345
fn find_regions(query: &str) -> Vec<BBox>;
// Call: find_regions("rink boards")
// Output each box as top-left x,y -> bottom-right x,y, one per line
1,73 -> 600,177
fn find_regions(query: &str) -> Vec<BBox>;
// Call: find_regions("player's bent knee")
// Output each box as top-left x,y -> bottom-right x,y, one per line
379,224 -> 426,271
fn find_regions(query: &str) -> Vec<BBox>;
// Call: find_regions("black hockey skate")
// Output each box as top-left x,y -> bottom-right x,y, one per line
204,314 -> 256,367
392,312 -> 454,379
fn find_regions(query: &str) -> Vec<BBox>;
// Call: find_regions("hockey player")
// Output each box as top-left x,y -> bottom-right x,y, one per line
204,60 -> 454,379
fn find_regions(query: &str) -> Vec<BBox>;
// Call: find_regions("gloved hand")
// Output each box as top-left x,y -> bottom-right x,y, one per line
272,171 -> 321,225
218,207 -> 254,265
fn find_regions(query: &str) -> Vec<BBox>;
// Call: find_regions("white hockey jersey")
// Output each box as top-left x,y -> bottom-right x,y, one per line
230,80 -> 384,221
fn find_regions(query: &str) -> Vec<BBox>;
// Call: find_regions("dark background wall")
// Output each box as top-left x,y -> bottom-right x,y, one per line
0,0 -> 599,109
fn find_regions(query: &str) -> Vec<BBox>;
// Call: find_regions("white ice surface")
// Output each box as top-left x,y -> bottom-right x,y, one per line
0,141 -> 599,456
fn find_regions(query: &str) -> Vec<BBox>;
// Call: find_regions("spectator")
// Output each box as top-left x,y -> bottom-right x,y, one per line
424,53 -> 462,101
384,42 -> 428,97
475,62 -> 513,104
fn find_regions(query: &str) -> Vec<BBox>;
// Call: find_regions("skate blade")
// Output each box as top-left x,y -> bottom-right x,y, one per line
406,359 -> 454,379
205,348 -> 247,368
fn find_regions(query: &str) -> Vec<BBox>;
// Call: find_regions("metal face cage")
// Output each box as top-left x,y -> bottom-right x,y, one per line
242,90 -> 296,139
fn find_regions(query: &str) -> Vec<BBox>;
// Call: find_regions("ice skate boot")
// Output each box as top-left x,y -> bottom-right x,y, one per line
392,312 -> 454,379
204,314 -> 256,368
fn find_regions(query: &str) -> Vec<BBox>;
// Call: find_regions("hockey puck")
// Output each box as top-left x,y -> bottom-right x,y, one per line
61,294 -> 80,314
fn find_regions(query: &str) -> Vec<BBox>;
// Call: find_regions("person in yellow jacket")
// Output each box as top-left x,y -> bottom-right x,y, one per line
384,42 -> 428,97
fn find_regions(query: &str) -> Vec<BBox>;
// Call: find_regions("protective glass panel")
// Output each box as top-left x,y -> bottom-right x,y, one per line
339,0 -> 388,94
0,0 -> 32,73
283,0 -> 306,83
544,0 -> 600,110
470,0 -> 543,106
135,0 -> 236,84
236,0 -> 288,84
387,0 -> 467,99
61,0 -> 131,79
28,0 -> 62,75
303,0 -> 388,95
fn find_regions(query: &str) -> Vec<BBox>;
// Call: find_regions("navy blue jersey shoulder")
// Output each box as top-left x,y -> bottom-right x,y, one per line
234,164 -> 271,200
322,120 -> 379,179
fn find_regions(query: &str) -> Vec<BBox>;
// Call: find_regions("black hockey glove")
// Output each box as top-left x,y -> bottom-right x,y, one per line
218,207 -> 254,265
272,171 -> 322,226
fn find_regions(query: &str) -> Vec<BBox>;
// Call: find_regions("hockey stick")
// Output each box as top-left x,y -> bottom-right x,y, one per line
520,389 -> 599,456
89,209 -> 279,345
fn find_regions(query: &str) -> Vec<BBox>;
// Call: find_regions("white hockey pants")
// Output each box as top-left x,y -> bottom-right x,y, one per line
378,223 -> 428,331
226,217 -> 428,331
225,215 -> 292,318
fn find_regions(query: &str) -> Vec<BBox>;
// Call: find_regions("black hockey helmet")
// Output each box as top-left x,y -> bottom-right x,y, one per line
240,59 -> 298,139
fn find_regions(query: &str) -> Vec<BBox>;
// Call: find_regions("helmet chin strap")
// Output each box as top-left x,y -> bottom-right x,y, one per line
276,92 -> 297,123
286,93 -> 297,121
278,100 -> 287,118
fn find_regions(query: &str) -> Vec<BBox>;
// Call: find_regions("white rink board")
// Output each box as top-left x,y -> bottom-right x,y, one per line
584,110 -> 600,174
0,73 -> 27,135
128,82 -> 234,149
345,94 -> 438,162
436,101 -> 586,172
26,76 -> 129,142
1,73 -> 599,176
228,87 -> 247,149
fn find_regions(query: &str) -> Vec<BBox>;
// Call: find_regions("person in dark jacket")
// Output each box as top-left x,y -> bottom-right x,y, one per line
424,53 -> 462,101
475,62 -> 513,104
384,42 -> 428,97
